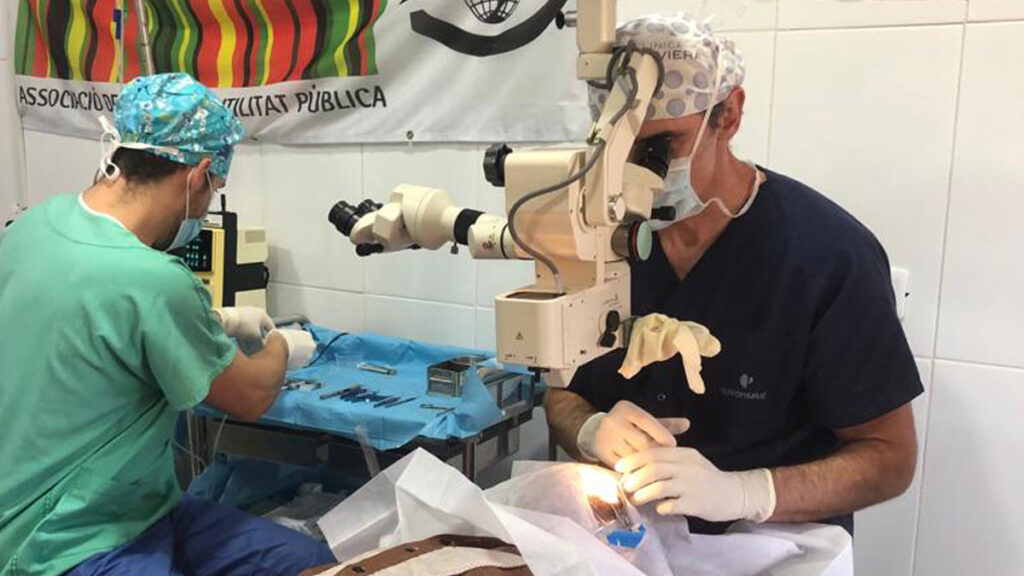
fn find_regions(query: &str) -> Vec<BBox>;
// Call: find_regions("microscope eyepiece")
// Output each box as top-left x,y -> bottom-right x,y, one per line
329,199 -> 384,237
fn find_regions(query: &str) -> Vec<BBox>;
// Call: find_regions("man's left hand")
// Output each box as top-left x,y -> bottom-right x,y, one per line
616,446 -> 776,522
214,306 -> 275,349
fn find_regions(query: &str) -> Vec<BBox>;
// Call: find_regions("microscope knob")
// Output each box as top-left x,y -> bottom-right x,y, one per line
650,206 -> 676,221
355,243 -> 384,257
612,221 -> 653,262
484,143 -> 513,187
600,310 -> 621,348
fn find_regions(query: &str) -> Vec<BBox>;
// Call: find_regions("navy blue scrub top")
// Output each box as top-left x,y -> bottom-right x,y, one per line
568,168 -> 923,536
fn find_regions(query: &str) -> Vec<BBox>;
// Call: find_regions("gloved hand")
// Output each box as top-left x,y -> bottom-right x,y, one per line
214,307 -> 275,348
576,400 -> 690,468
270,329 -> 317,370
619,314 -> 721,394
616,446 -> 776,522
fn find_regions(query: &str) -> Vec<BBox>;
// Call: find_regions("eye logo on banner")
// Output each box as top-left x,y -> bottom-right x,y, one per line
466,0 -> 520,23
403,0 -> 568,56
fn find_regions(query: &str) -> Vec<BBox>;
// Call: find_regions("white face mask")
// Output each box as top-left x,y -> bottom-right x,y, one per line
650,155 -> 761,231
649,47 -> 758,231
166,170 -> 210,252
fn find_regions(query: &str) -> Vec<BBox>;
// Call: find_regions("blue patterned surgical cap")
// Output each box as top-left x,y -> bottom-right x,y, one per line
111,73 -> 244,179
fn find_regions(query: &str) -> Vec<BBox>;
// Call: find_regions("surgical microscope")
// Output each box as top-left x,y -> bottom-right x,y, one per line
329,0 -> 673,388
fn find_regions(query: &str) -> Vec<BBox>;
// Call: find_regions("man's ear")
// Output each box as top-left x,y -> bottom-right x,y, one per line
188,158 -> 214,192
720,88 -> 746,139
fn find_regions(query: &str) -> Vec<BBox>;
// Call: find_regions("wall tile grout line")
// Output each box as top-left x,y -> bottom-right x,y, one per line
931,356 -> 1024,373
360,143 -> 368,296
270,280 -> 481,312
775,21 -> 969,34
910,20 -> 970,576
764,2 -> 780,166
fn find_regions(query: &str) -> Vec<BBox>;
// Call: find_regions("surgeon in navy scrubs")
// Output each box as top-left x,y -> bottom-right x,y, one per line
546,13 -> 922,536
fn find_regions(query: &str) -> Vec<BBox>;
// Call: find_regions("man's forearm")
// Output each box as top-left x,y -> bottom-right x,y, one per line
769,437 -> 916,522
544,388 -> 599,461
247,335 -> 288,413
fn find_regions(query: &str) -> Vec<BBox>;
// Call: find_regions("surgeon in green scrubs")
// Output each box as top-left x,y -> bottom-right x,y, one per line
0,74 -> 333,576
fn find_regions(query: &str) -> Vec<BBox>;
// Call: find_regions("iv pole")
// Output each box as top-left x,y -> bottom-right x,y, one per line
133,0 -> 156,76
119,0 -> 155,82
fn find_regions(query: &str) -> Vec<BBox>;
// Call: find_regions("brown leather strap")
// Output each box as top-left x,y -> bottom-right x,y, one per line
332,534 -> 530,575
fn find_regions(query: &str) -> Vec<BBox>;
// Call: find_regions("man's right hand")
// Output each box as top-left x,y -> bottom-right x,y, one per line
269,329 -> 316,371
576,400 -> 690,468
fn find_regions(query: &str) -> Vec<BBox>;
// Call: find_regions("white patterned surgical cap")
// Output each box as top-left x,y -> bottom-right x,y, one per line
588,12 -> 746,122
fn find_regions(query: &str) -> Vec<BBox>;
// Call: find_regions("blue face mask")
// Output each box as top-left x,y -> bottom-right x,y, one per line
167,217 -> 203,251
166,170 -> 210,252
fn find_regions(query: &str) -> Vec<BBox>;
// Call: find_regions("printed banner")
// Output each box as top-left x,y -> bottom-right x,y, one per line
8,0 -> 590,144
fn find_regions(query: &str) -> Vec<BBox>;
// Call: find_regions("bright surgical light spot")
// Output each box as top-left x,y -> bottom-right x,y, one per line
579,466 -> 620,505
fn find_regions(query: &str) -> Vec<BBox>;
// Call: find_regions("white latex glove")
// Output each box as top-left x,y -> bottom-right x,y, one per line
619,313 -> 721,394
616,446 -> 776,523
576,400 -> 691,468
214,307 -> 275,348
270,329 -> 316,370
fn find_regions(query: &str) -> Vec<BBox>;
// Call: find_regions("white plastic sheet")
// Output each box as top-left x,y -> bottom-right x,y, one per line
317,450 -> 853,576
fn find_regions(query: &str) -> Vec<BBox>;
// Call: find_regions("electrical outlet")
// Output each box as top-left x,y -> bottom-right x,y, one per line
890,267 -> 910,321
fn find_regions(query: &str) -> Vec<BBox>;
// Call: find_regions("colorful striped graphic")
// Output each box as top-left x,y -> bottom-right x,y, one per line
14,0 -> 388,87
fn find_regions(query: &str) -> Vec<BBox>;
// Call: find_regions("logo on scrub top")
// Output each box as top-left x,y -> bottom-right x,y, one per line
720,373 -> 766,400
739,373 -> 754,389
402,0 -> 567,57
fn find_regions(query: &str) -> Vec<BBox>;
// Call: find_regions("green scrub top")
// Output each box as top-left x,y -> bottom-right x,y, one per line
0,194 -> 236,576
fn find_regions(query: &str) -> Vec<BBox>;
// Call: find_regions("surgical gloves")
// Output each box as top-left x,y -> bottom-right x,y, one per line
214,307 -> 275,350
271,329 -> 316,370
213,307 -> 314,369
577,400 -> 690,468
619,314 -> 721,394
617,447 -> 776,523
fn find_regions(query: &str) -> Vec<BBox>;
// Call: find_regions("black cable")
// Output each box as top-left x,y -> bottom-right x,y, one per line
306,331 -> 347,367
505,45 -> 644,294
506,138 -> 608,295
635,46 -> 666,97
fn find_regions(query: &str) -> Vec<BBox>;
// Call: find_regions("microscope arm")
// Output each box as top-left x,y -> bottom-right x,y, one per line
346,185 -> 526,260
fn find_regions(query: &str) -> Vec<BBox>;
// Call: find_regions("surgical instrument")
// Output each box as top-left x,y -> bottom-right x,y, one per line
319,385 -> 362,400
358,362 -> 397,376
282,378 -> 322,392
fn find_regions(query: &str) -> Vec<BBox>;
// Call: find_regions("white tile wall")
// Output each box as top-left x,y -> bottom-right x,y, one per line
22,131 -> 97,203
726,31 -> 775,165
220,144 -> 265,227
778,0 -> 967,29
475,307 -> 497,351
914,361 -> 1024,576
770,25 -> 962,356
0,4 -> 10,62
362,144 -> 481,305
364,295 -> 477,349
854,358 -> 933,576
260,144 -> 365,293
617,0 -> 778,31
968,0 -> 1024,21
936,22 -> 1024,368
268,282 -> 365,333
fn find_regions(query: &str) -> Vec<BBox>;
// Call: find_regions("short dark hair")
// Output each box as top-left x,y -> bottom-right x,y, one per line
109,148 -> 189,185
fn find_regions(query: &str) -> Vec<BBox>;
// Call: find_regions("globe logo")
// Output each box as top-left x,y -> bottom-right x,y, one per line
465,0 -> 520,24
